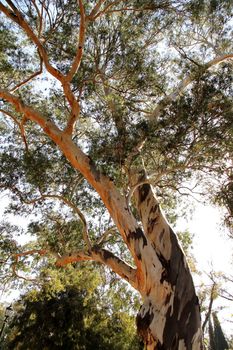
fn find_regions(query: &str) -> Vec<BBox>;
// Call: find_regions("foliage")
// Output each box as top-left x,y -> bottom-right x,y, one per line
208,312 -> 229,350
2,266 -> 142,350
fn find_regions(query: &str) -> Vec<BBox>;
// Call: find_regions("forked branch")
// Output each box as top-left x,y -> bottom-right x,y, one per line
62,83 -> 81,135
12,249 -> 48,282
37,193 -> 92,252
0,89 -> 61,137
0,1 -> 63,82
87,0 -> 106,20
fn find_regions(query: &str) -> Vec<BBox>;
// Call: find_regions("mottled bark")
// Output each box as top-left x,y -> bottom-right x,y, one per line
134,180 -> 202,349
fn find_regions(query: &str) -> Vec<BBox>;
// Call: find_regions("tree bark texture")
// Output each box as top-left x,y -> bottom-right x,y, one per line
134,182 -> 202,349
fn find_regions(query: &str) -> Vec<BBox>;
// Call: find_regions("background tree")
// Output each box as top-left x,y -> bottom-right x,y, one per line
0,0 -> 232,349
208,312 -> 229,350
2,265 -> 142,350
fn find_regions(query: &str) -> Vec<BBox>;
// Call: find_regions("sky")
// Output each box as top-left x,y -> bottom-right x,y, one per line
177,204 -> 233,336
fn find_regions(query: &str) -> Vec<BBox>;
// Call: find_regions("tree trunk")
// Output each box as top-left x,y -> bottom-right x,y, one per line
134,181 -> 202,349
0,90 -> 203,349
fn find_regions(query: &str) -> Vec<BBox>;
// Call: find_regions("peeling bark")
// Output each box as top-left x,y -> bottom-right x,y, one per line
134,180 -> 202,349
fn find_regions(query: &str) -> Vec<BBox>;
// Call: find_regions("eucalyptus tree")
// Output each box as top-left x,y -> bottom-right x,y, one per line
0,0 -> 232,349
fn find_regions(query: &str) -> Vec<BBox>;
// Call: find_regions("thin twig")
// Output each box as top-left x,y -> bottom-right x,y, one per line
10,55 -> 43,93
87,0 -> 106,20
0,108 -> 28,150
31,0 -> 43,37
18,192 -> 92,252
96,226 -> 117,245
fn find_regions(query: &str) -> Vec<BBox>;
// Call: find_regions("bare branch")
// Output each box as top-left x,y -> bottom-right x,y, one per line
150,53 -> 233,120
62,82 -> 81,135
19,115 -> 29,152
10,53 -> 43,93
38,0 -> 52,29
0,108 -> 28,150
87,0 -> 106,20
65,0 -> 86,82
14,249 -> 47,259
31,0 -> 43,37
96,226 -> 117,245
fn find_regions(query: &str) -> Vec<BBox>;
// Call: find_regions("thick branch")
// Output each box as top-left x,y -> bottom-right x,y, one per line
150,53 -> 233,120
0,89 -> 61,136
56,247 -> 137,288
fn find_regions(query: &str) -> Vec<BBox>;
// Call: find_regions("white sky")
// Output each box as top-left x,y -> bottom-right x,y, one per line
177,204 -> 233,337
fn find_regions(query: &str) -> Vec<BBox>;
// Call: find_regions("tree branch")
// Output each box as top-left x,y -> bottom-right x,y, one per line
96,225 -> 117,245
0,1 -> 63,82
0,89 -> 62,138
0,108 -> 28,150
56,247 -> 137,288
10,54 -> 43,93
65,0 -> 86,82
0,90 -> 146,273
23,193 -> 92,252
150,53 -> 233,120
87,0 -> 107,20
62,83 -> 81,135
31,0 -> 43,38
0,2 -> 82,136
11,249 -> 58,282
